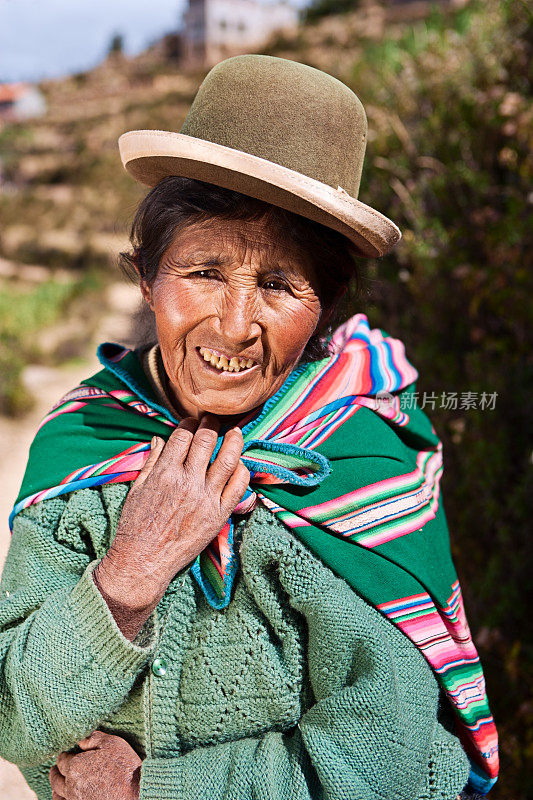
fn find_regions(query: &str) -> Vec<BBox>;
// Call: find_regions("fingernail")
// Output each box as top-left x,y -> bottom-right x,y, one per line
151,436 -> 157,448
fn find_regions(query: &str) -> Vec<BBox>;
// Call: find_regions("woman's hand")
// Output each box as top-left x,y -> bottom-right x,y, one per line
49,730 -> 141,800
93,414 -> 250,623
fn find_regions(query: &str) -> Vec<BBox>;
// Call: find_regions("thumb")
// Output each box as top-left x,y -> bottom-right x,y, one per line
77,730 -> 107,749
134,436 -> 165,489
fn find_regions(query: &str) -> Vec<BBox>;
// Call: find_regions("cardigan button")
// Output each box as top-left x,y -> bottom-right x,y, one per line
151,657 -> 168,677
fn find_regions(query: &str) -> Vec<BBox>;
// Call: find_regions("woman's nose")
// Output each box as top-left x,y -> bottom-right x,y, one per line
217,289 -> 262,345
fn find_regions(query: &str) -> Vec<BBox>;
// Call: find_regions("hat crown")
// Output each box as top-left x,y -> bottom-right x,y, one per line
180,55 -> 367,197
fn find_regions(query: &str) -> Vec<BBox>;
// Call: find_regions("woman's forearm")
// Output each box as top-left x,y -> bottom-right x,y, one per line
0,559 -> 158,767
92,563 -> 161,642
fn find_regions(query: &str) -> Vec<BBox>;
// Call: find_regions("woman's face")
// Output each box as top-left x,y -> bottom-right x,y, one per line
140,215 -> 322,420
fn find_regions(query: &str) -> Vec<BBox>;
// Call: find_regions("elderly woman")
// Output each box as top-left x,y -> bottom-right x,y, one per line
0,56 -> 497,800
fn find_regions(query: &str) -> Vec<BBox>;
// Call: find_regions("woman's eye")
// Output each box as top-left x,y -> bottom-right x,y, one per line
188,271 -> 289,292
192,269 -> 219,279
263,280 -> 289,292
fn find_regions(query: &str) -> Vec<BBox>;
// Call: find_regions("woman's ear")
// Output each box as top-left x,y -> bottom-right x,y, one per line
317,286 -> 348,333
139,278 -> 154,311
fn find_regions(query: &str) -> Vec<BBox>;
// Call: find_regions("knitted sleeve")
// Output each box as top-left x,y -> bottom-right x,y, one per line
139,505 -> 470,800
0,485 -> 159,767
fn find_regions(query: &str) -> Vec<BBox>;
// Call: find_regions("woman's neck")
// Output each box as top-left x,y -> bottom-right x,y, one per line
142,342 -> 263,430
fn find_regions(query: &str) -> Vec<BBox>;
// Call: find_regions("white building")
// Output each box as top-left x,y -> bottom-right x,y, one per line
182,0 -> 298,68
0,84 -> 46,123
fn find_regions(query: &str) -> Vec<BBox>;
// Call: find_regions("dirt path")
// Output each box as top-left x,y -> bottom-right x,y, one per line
0,281 -> 140,799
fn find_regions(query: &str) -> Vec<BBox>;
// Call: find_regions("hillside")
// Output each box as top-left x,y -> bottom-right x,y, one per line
0,0 -> 480,415
0,1 -> 466,293
0,48 -> 206,412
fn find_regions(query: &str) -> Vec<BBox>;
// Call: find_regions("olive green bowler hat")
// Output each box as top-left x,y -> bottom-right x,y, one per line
118,54 -> 401,258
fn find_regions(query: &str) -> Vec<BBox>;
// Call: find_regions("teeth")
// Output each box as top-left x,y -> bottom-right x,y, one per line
199,347 -> 256,373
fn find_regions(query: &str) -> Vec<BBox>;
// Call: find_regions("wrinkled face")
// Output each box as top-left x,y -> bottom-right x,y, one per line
140,215 -> 323,420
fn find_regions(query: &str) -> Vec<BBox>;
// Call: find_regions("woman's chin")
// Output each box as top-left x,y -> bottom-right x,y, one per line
170,366 -> 289,420
194,394 -> 261,419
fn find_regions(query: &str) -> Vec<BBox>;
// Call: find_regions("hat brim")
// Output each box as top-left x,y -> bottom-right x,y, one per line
119,130 -> 401,258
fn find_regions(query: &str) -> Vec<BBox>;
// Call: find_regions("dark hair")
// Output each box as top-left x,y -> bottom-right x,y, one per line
120,176 -> 362,361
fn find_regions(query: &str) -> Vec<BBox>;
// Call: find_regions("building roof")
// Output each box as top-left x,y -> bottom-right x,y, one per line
0,83 -> 31,104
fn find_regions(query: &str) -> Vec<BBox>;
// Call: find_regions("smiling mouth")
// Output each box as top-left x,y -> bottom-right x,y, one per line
197,346 -> 258,374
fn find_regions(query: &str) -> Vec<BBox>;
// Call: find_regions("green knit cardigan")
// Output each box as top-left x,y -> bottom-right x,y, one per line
0,483 -> 470,800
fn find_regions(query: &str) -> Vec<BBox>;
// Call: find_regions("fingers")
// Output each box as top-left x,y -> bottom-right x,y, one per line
151,416 -> 200,466
55,751 -> 73,774
134,436 -> 165,490
220,460 -> 251,515
134,418 -> 198,490
52,730 -> 105,786
182,414 -> 220,473
136,416 -> 231,489
49,765 -> 66,799
164,416 -> 200,459
77,729 -> 107,749
206,426 -> 245,491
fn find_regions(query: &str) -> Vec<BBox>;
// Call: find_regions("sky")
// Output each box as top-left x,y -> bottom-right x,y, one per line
0,0 -> 308,83
0,0 -> 186,82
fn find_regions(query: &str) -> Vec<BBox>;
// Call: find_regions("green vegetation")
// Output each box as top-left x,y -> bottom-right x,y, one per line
303,0 -> 360,24
346,3 -> 532,795
0,272 -> 104,415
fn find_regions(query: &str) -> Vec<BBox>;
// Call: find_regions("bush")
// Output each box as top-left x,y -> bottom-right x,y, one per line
303,0 -> 360,24
343,2 -> 532,796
